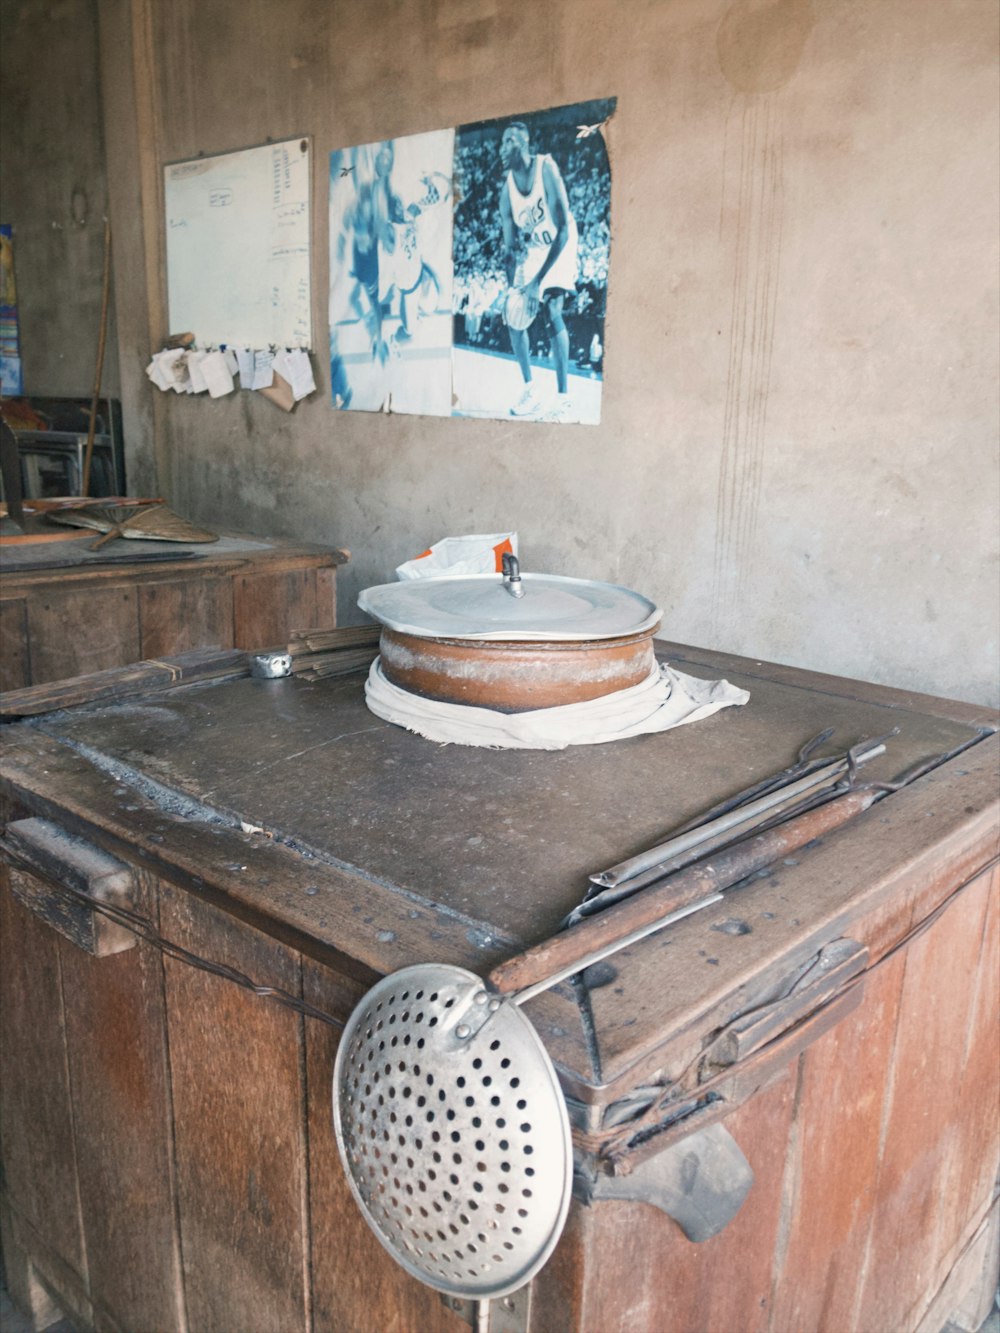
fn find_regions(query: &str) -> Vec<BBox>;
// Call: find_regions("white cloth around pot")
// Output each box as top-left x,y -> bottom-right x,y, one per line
363,658 -> 749,750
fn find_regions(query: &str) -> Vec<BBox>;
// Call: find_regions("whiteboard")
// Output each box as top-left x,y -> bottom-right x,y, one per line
165,138 -> 311,349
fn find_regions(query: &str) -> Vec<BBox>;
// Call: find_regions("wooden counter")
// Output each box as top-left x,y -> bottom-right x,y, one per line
0,532 -> 348,691
0,643 -> 996,1333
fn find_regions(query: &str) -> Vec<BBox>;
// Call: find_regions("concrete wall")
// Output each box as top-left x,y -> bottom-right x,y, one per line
4,0 -> 998,706
0,0 -> 119,398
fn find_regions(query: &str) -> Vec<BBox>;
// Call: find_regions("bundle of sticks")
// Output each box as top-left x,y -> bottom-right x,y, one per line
286,625 -> 382,680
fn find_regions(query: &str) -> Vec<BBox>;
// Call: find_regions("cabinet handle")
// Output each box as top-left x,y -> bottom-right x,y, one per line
1,817 -> 137,956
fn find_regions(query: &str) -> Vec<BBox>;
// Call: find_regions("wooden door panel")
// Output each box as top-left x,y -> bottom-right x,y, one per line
769,949 -> 907,1331
58,870 -> 183,1333
853,866 -> 998,1332
160,885 -> 310,1333
0,874 -> 87,1284
536,1068 -> 798,1333
26,585 -> 140,682
233,568 -> 334,649
138,575 -> 234,658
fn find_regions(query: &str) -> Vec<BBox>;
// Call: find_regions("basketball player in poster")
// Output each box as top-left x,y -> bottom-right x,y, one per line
498,121 -> 579,421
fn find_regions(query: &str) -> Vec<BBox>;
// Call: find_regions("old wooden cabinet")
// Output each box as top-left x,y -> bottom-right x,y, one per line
0,643 -> 997,1333
0,532 -> 347,691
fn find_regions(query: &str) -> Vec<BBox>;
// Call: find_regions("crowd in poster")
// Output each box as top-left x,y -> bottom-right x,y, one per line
329,98 -> 614,425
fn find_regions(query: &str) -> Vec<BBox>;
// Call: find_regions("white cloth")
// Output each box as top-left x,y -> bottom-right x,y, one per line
363,659 -> 749,750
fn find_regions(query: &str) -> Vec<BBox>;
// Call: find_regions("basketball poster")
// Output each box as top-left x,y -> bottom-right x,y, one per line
329,97 -> 614,425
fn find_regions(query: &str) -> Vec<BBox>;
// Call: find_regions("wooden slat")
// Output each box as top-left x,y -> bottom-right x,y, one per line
0,646 -> 248,718
950,865 -> 1000,1233
852,865 -> 998,1331
0,873 -> 88,1295
26,583 -> 140,683
160,885 -> 310,1333
768,948 -> 908,1330
57,871 -> 185,1331
137,574 -> 234,657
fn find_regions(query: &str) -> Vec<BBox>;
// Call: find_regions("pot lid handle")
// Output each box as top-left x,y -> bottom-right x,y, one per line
501,550 -> 525,598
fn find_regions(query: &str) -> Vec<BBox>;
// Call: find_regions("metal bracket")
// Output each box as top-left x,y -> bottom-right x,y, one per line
440,1283 -> 531,1332
585,1122 -> 754,1242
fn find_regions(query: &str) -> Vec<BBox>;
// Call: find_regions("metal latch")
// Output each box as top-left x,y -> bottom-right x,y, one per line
250,651 -> 292,678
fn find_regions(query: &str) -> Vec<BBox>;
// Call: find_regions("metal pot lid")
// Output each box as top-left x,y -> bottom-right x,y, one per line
358,572 -> 661,642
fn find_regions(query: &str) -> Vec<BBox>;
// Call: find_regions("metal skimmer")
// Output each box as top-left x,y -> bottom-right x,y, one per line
333,896 -> 718,1304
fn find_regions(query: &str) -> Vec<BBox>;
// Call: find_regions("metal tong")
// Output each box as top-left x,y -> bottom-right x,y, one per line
565,730 -> 896,927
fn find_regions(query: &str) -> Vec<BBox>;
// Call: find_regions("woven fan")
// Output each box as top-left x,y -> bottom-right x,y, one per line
48,503 -> 219,550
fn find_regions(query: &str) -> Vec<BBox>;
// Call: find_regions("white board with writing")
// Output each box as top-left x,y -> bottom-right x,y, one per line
165,138 -> 311,349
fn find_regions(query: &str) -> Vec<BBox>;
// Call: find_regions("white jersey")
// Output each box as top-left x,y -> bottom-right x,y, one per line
505,154 -> 578,295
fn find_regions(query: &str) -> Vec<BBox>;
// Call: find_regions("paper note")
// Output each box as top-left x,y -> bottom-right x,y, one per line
284,348 -> 316,401
201,349 -> 235,397
251,350 -> 275,389
145,355 -> 173,391
235,348 -> 255,385
186,351 -> 209,393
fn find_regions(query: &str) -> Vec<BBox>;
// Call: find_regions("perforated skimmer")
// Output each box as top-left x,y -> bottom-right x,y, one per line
333,893 -> 721,1303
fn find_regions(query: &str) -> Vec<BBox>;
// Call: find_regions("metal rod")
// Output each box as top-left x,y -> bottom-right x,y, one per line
511,894 -> 723,1007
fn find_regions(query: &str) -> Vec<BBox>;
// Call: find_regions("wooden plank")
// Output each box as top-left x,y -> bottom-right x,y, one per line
233,566 -> 335,649
950,865 -> 1000,1236
0,543 -> 342,596
25,583 -> 140,683
57,871 -> 185,1332
0,872 -> 88,1294
768,947 -> 907,1330
160,884 -> 310,1333
853,865 -> 998,1331
0,646 -> 248,718
137,573 -> 234,657
302,957 -> 470,1333
0,597 -> 29,691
